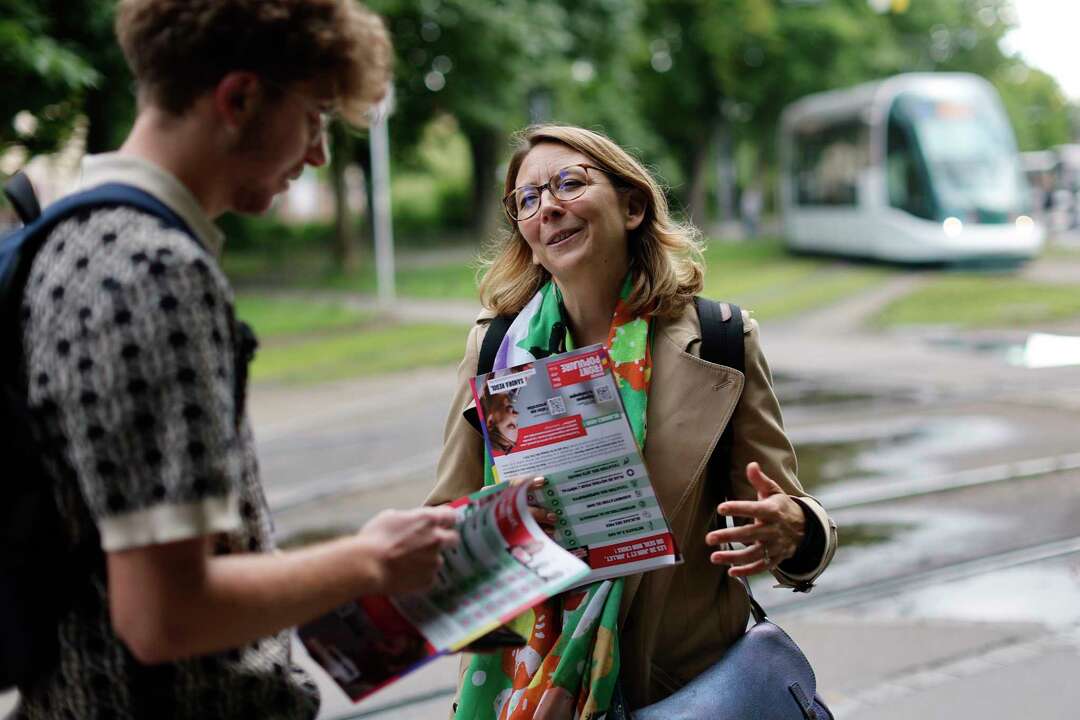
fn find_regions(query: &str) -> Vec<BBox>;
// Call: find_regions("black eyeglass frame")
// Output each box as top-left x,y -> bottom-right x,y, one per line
503,163 -> 609,222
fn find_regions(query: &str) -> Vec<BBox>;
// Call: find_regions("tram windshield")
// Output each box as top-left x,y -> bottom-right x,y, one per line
887,89 -> 1028,223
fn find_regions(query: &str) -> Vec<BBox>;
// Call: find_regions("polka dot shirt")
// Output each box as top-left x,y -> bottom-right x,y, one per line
15,206 -> 318,719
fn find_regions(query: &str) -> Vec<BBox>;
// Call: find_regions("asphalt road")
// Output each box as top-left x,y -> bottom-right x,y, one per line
6,270 -> 1080,718
244,273 -> 1080,719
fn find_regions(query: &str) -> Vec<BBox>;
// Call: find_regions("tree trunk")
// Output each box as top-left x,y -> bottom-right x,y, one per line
84,88 -> 116,154
714,117 -> 736,226
686,140 -> 711,227
330,121 -> 359,273
465,125 -> 501,241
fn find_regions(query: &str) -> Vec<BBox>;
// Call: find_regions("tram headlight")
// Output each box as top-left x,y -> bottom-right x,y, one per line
1015,215 -> 1035,238
942,216 -> 963,238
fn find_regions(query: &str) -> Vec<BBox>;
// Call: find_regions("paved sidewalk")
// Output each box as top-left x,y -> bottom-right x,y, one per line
6,611 -> 1077,719
299,611 -> 1080,719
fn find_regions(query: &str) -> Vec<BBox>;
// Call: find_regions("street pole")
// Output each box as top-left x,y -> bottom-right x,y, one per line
369,89 -> 395,307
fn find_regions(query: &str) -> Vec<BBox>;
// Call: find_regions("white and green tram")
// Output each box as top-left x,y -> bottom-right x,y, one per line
779,73 -> 1042,263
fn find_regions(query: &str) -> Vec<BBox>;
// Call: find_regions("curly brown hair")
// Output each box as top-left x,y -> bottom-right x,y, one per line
115,0 -> 391,125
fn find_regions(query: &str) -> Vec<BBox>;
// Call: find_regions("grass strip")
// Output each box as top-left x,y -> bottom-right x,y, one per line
249,321 -> 469,384
873,275 -> 1080,329
235,295 -> 371,338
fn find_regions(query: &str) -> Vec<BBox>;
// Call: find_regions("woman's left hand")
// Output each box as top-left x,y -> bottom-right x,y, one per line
705,462 -> 806,577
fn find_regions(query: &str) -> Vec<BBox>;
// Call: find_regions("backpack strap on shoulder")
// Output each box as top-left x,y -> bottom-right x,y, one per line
694,297 -> 744,374
3,171 -> 42,225
477,314 -> 514,376
1,183 -> 195,314
465,314 -> 515,432
694,297 -> 745,506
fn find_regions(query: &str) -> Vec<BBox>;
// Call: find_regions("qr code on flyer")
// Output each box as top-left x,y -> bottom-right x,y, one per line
594,384 -> 613,403
547,396 -> 567,415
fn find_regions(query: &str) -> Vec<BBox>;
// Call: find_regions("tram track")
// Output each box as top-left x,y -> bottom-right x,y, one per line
818,450 -> 1080,511
770,533 -> 1080,616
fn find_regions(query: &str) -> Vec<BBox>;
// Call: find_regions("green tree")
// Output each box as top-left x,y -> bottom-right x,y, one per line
369,0 -> 649,238
994,66 -> 1074,151
0,0 -> 103,157
631,0 -> 1041,226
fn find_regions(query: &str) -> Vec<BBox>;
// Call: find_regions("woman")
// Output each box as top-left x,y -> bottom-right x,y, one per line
480,388 -> 519,454
428,125 -> 838,719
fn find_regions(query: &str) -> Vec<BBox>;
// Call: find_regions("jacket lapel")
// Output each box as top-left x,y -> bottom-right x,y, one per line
644,314 -> 744,522
618,310 -> 744,626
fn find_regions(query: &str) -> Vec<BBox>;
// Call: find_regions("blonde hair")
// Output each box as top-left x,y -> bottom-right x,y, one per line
478,125 -> 705,320
116,0 -> 391,126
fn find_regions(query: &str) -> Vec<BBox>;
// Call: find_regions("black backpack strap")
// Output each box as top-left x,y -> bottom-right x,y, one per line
3,171 -> 42,225
694,297 -> 744,374
466,314 -> 515,432
694,297 -> 744,506
477,314 -> 515,376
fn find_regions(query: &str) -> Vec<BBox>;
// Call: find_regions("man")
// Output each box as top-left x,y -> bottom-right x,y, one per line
14,1 -> 458,718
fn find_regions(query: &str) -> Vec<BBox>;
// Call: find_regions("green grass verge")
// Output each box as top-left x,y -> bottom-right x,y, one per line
873,275 -> 1080,329
235,295 -> 371,338
223,248 -> 480,300
233,237 -> 896,385
249,320 -> 469,384
700,239 -> 888,320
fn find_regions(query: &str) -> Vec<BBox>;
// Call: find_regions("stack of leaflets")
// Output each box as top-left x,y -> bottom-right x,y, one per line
300,344 -> 680,703
299,481 -> 588,701
471,344 -> 680,582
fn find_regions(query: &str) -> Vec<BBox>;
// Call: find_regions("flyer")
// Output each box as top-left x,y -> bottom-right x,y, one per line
470,344 -> 681,585
299,481 -> 590,702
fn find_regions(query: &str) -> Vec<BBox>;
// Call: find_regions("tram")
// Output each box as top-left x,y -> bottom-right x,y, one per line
778,73 -> 1043,263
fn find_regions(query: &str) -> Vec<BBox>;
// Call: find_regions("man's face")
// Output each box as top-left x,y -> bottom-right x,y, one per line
226,78 -> 333,215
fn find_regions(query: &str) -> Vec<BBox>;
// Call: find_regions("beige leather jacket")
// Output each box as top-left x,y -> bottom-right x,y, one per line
426,304 -> 838,708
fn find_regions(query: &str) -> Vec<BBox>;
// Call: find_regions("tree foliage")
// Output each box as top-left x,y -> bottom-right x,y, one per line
4,0 -> 1076,235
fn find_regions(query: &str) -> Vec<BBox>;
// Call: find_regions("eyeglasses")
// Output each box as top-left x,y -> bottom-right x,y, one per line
259,77 -> 338,148
503,164 -> 605,222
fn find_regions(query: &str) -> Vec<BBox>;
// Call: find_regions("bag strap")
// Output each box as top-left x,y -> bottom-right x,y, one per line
462,314 -> 515,432
1,182 -> 197,311
477,314 -> 515,376
3,171 -> 42,225
694,296 -> 744,500
693,298 -> 769,623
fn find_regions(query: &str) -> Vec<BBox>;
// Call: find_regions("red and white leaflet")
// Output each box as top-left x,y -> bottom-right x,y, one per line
391,482 -> 588,652
299,482 -> 589,703
471,345 -> 681,585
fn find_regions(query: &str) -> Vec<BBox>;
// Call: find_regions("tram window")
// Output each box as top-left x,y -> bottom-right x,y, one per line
794,121 -> 865,206
886,117 -> 934,220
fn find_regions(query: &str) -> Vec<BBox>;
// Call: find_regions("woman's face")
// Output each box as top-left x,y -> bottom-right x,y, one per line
512,143 -> 640,284
492,394 -> 518,444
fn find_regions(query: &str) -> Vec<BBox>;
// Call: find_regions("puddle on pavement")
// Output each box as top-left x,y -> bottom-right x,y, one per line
835,522 -> 910,548
791,415 -> 1013,493
773,373 -> 920,409
928,333 -> 1080,368
855,555 -> 1080,627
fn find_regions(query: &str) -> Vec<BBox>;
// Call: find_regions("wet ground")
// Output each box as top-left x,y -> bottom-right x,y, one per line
6,268 -> 1080,718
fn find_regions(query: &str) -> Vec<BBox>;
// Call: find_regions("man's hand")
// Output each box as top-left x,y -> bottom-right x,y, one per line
705,462 -> 806,577
357,507 -> 460,595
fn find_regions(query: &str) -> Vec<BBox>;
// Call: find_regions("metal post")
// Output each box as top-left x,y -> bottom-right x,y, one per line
369,95 -> 395,307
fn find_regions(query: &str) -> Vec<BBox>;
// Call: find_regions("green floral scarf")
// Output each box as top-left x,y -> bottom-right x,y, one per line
456,276 -> 652,720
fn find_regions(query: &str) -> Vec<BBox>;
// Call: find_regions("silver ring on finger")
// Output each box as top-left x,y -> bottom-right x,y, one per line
762,543 -> 770,567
